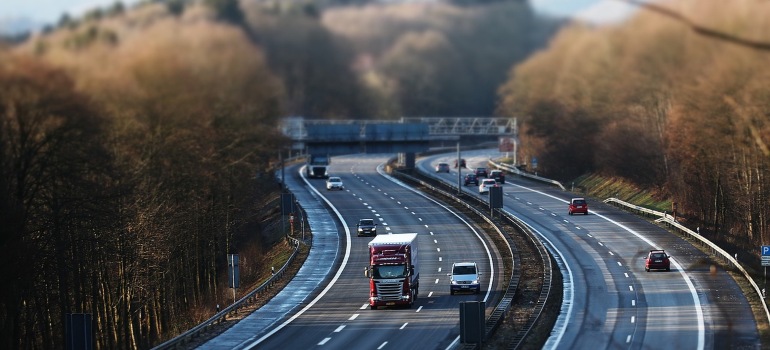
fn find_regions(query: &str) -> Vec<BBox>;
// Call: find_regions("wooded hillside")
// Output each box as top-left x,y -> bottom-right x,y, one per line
497,0 -> 770,259
1,0 -> 557,347
1,2 -> 287,348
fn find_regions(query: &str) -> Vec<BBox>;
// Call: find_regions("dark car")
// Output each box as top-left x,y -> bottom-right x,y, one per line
489,169 -> 505,184
645,249 -> 671,272
474,167 -> 488,178
568,197 -> 588,215
454,158 -> 466,168
464,173 -> 479,186
356,219 -> 377,237
435,162 -> 451,173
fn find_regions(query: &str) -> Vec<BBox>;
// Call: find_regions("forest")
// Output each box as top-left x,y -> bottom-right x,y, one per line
0,0 -> 555,347
497,0 -> 770,265
4,0 -> 769,347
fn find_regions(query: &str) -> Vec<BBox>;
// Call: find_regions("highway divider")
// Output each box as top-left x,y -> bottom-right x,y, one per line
395,166 -> 555,349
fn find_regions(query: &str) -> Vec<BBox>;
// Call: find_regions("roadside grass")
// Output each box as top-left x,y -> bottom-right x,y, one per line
573,174 -> 671,212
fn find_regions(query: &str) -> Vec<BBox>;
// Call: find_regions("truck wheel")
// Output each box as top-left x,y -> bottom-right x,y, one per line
370,305 -> 377,310
450,290 -> 455,295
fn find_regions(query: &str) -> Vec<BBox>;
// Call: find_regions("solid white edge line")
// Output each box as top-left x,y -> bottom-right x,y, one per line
245,165 -> 353,349
507,181 -> 705,350
511,209 -> 574,350
376,163 -> 497,350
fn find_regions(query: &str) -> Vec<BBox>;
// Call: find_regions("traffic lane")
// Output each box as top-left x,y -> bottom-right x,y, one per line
336,156 -> 495,347
494,171 -> 755,349
420,153 -> 648,348
345,155 -> 500,304
501,182 -> 705,348
355,159 -> 504,349
589,203 -> 757,349
557,196 -> 756,349
496,199 -> 635,349
429,150 -> 758,348
357,159 -> 506,302
257,155 -> 495,349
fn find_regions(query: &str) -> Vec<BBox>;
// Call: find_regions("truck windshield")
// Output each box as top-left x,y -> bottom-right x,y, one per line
311,156 -> 329,164
372,265 -> 407,279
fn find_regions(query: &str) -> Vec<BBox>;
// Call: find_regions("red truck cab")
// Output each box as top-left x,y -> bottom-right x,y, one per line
365,233 -> 419,309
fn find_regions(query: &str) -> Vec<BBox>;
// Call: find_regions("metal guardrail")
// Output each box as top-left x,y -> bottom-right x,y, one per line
391,170 -> 520,348
604,197 -> 770,326
152,230 -> 304,349
398,166 -> 554,349
503,210 -> 553,350
489,160 -> 566,191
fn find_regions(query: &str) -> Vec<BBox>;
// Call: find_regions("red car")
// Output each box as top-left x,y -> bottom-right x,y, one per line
645,249 -> 671,272
568,198 -> 588,215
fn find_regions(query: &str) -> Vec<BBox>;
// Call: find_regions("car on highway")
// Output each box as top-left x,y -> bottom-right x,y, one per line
454,158 -> 466,168
435,162 -> 451,173
645,249 -> 671,272
479,178 -> 497,194
474,167 -> 488,178
326,176 -> 344,190
489,169 -> 505,184
356,218 -> 377,237
568,197 -> 588,215
464,173 -> 479,186
448,262 -> 480,295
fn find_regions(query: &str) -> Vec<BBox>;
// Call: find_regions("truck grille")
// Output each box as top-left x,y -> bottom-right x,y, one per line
376,282 -> 403,301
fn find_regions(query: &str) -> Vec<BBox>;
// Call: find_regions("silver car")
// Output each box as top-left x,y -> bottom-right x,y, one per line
448,262 -> 480,295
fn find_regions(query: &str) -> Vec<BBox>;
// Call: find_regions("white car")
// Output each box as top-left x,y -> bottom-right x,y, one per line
326,176 -> 344,190
448,262 -> 480,295
479,178 -> 497,194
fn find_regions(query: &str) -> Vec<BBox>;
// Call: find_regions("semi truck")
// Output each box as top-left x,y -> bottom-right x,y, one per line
306,154 -> 330,179
365,233 -> 419,309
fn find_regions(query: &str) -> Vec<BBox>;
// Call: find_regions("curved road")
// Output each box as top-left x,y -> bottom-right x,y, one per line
202,154 -> 506,349
422,150 -> 759,349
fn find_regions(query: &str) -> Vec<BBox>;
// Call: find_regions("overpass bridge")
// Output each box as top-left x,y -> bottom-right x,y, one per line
281,116 -> 518,155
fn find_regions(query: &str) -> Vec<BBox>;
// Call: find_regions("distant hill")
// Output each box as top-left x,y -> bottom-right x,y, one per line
0,16 -> 42,36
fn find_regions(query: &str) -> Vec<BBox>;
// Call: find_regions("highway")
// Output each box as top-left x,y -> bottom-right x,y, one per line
202,150 -> 759,349
423,150 -> 760,349
201,154 -> 505,349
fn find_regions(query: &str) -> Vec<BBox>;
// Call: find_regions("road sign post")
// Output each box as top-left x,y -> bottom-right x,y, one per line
761,246 -> 770,296
228,254 -> 240,304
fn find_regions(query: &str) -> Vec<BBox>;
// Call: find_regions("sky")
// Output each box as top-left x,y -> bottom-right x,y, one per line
1,0 -> 142,24
0,0 -> 639,32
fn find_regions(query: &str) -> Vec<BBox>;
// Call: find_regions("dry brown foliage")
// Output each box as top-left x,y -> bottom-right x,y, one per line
498,0 -> 770,256
1,4 -> 288,348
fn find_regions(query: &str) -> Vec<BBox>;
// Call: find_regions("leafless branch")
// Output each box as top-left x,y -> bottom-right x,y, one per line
617,0 -> 770,50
